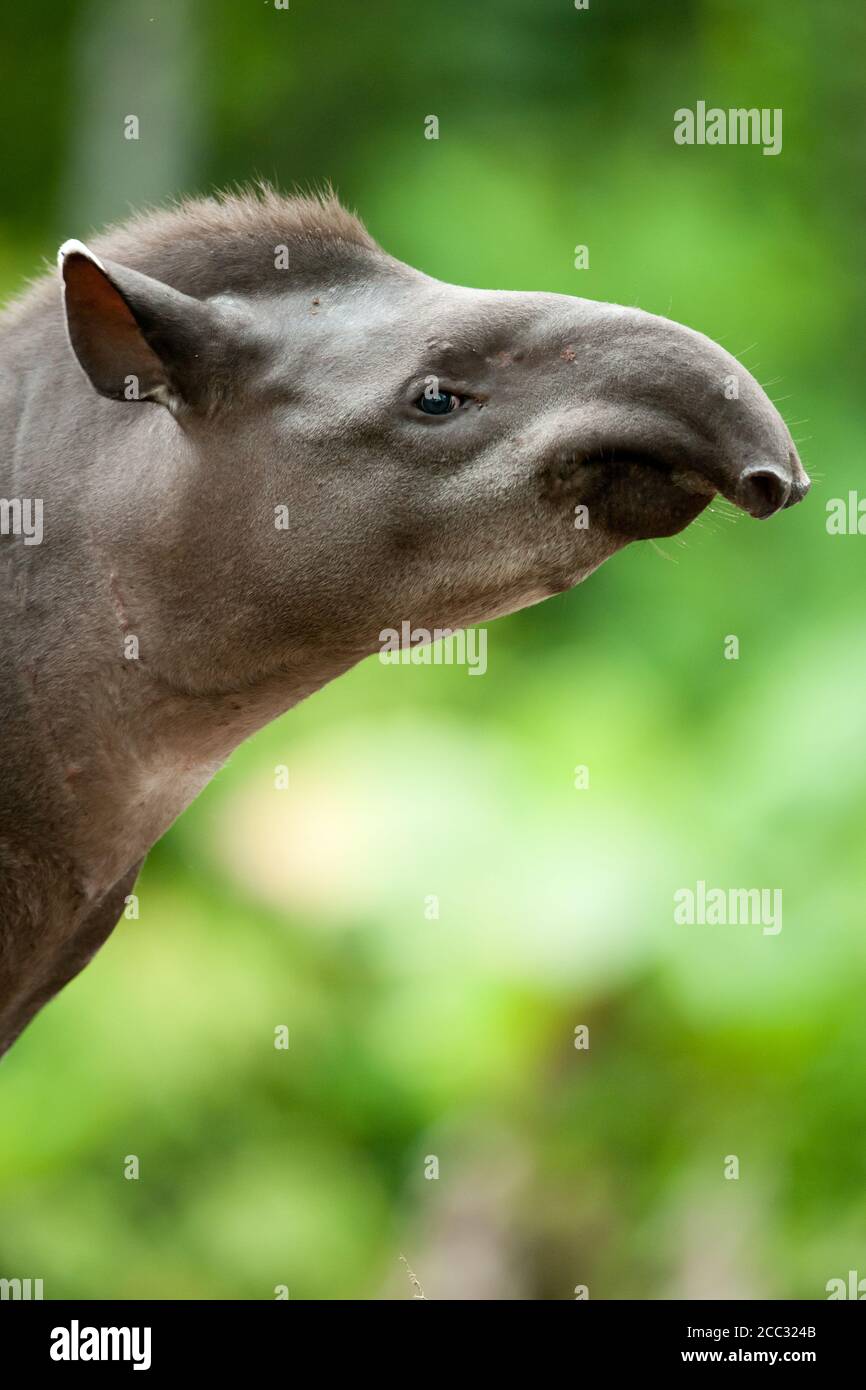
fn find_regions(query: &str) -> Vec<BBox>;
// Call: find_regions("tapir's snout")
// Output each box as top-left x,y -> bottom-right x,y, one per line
552,300 -> 811,538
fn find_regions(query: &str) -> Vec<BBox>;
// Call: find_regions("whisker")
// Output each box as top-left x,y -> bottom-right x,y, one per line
648,538 -> 679,563
708,499 -> 742,519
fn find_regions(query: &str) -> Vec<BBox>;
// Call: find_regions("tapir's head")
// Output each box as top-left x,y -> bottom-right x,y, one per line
57,192 -> 809,682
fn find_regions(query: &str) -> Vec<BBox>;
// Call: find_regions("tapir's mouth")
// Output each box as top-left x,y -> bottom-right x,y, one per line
585,448 -> 718,539
542,444 -> 718,541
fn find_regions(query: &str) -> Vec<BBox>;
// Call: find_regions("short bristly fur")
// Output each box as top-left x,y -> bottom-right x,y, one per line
2,185 -> 382,327
0,186 -> 808,1055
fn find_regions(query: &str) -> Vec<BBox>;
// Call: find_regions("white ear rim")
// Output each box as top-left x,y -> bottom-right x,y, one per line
57,239 -> 108,274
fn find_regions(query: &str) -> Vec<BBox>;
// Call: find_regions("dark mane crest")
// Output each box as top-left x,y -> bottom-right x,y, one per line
94,184 -> 383,295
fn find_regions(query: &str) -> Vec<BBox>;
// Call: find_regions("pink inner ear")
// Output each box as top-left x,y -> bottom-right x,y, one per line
63,253 -> 166,397
64,253 -> 137,326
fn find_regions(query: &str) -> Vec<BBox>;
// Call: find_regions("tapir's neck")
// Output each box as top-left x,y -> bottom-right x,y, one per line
0,642 -> 348,1053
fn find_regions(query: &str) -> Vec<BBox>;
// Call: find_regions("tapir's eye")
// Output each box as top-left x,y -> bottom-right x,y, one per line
416,389 -> 460,416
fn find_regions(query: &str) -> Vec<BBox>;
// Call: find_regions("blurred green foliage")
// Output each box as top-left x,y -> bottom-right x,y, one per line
1,0 -> 864,1299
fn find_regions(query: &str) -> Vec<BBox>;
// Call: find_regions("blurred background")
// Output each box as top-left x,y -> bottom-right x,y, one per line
1,0 -> 864,1300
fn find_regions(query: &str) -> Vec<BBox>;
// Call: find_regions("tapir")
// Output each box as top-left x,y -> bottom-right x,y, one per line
0,188 -> 809,1055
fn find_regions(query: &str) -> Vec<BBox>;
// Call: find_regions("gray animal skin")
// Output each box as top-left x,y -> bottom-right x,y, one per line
0,188 -> 809,1055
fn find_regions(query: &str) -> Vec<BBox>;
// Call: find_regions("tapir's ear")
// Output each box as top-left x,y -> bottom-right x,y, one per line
58,239 -> 222,410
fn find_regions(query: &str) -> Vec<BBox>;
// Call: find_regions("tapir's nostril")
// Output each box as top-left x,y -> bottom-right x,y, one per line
736,461 -> 792,519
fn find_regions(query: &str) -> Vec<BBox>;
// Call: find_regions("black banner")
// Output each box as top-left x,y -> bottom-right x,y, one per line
0,1298 -> 861,1373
